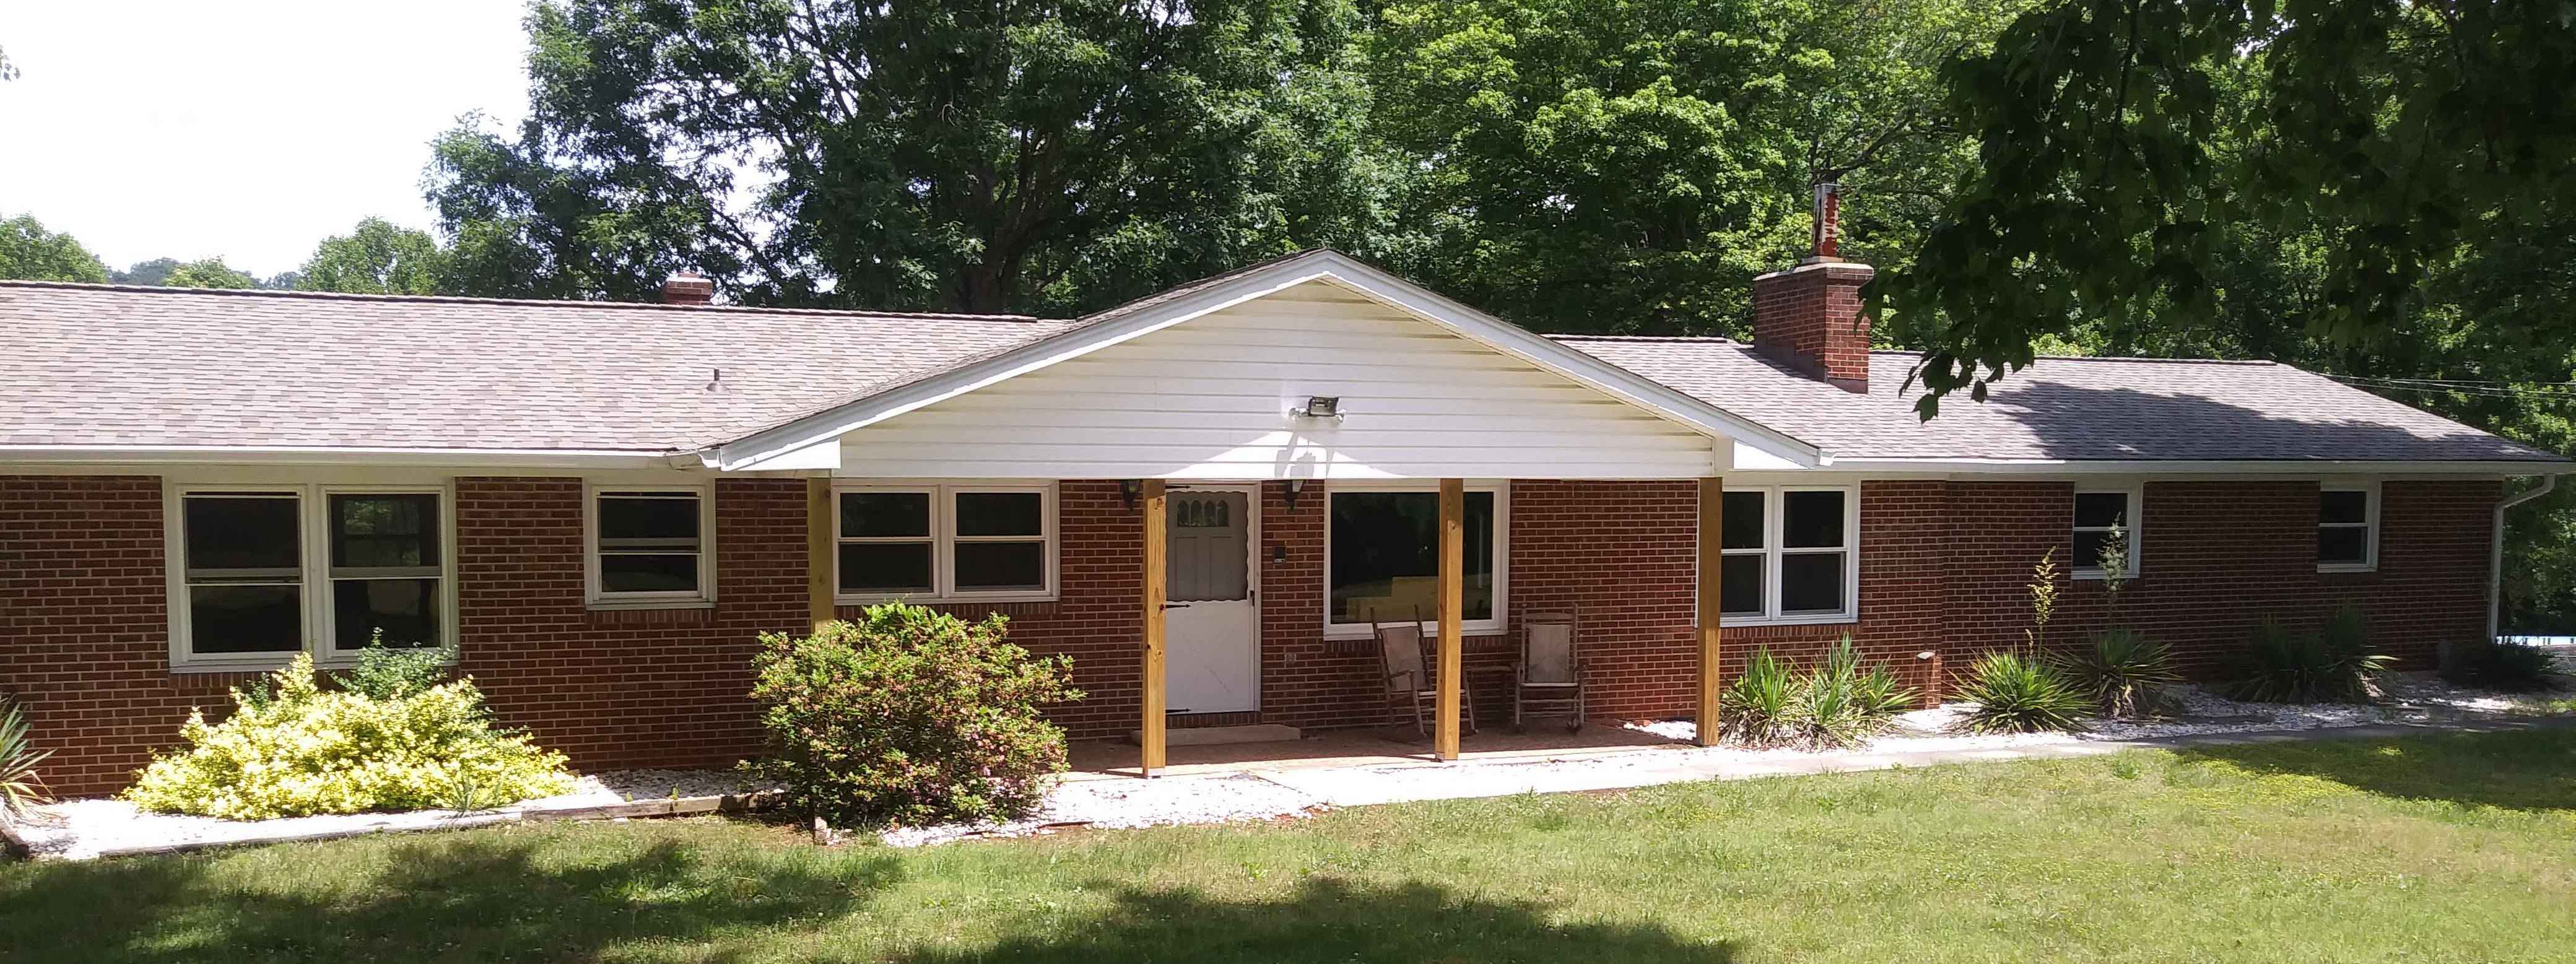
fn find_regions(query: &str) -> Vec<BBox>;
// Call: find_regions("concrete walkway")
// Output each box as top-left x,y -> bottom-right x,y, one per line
1014,718 -> 2565,838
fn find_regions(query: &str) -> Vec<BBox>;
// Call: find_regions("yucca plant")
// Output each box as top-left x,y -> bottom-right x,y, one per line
1953,651 -> 2092,734
1,693 -> 54,827
1719,648 -> 1803,747
2226,607 -> 2391,703
2060,627 -> 2180,717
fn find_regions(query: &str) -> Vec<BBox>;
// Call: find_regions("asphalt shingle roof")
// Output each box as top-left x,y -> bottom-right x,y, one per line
0,281 -> 1069,451
1,277 -> 2557,464
1555,336 -> 2564,463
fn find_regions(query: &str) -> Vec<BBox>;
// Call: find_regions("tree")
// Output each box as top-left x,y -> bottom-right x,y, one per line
425,0 -> 1390,312
295,217 -> 450,295
1876,1 -> 2576,415
160,258 -> 258,289
112,258 -> 183,287
0,214 -> 110,283
1362,0 -> 2023,336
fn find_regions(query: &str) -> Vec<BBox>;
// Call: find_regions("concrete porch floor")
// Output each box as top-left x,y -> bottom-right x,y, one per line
1066,723 -> 1694,781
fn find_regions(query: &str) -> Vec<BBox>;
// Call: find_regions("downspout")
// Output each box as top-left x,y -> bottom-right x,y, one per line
2488,474 -> 2560,642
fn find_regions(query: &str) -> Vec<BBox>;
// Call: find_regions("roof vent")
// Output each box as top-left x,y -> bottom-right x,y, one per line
661,274 -> 715,306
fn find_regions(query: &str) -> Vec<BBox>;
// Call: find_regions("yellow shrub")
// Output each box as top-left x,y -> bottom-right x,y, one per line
124,654 -> 576,820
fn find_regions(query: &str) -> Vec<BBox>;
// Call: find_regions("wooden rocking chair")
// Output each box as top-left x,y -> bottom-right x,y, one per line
1513,612 -> 1586,733
1373,607 -> 1477,739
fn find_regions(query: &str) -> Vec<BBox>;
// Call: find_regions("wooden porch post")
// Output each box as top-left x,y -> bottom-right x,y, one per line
1435,477 -> 1465,761
1696,475 -> 1725,747
1139,479 -> 1168,776
806,477 -> 835,632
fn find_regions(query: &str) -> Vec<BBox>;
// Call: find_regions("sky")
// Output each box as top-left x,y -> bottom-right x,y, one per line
0,2 -> 531,277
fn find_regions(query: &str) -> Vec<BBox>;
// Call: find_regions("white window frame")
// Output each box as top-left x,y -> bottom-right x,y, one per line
832,482 -> 1058,604
165,480 -> 459,672
2317,481 -> 2380,573
2071,484 -> 2143,580
585,484 -> 718,608
1712,485 -> 1860,627
1321,480 -> 1512,640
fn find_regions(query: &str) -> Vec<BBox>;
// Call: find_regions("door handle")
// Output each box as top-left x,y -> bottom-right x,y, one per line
1160,602 -> 1190,610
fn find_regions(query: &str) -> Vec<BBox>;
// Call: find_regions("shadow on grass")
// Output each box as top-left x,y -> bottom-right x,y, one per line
2167,726 -> 2576,813
0,830 -> 898,963
899,877 -> 1738,964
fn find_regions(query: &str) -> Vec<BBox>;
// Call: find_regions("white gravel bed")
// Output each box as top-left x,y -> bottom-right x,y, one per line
1624,671 -> 2569,750
881,772 -> 1323,846
16,768 -> 762,861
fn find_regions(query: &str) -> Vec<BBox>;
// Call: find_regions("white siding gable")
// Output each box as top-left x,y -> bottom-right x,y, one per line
837,281 -> 1720,480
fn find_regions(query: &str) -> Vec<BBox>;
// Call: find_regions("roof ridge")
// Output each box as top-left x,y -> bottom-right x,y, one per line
0,278 -> 1045,322
1547,334 -> 1741,344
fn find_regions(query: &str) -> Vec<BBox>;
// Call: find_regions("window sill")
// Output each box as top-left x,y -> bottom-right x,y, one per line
2071,570 -> 2138,582
170,654 -> 394,675
585,599 -> 717,612
1323,622 -> 1507,641
2317,563 -> 2378,575
1720,613 -> 1858,628
837,593 -> 1059,607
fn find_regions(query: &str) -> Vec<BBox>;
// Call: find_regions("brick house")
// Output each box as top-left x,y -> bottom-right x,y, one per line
3,248 -> 2564,796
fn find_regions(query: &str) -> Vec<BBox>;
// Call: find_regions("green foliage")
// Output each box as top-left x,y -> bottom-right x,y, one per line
2225,607 -> 2392,705
1720,638 -> 1915,749
333,636 -> 456,700
0,214 -> 110,283
2441,638 -> 2564,693
1952,650 -> 2091,734
1879,1 -> 2576,416
2059,627 -> 2179,717
427,0 -> 1388,312
295,217 -> 451,295
123,653 -> 575,820
159,258 -> 258,290
746,604 -> 1082,830
1365,0 -> 2024,336
0,694 -> 54,825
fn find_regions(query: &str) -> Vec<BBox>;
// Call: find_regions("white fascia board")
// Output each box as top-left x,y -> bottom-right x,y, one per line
711,250 -> 1824,472
1817,456 -> 2574,477
0,444 -> 688,469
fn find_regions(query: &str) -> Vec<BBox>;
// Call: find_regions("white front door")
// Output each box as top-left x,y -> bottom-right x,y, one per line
1164,486 -> 1260,714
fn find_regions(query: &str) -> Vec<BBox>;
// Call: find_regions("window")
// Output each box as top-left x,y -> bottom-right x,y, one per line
2072,487 -> 2139,579
2318,484 -> 2377,571
1325,484 -> 1507,636
168,483 -> 453,669
588,486 -> 715,605
833,484 -> 1056,601
1713,487 -> 1856,625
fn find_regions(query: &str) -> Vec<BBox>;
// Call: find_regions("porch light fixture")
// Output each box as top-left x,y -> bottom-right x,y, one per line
1294,396 -> 1343,421
1284,479 -> 1307,509
1120,479 -> 1142,511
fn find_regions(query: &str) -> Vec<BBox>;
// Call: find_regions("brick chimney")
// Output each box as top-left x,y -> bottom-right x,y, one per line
1751,182 -> 1874,393
661,273 -> 715,306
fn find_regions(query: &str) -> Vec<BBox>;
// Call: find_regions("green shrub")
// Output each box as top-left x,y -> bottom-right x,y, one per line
1720,638 -> 1914,750
2059,627 -> 2180,717
1953,651 -> 2092,734
1,693 -> 53,825
123,650 -> 575,820
746,604 -> 1082,830
2226,607 -> 2391,703
2442,638 -> 2564,692
1718,649 -> 1803,747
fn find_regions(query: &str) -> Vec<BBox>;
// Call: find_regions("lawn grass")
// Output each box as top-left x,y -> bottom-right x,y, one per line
4,728 -> 2572,963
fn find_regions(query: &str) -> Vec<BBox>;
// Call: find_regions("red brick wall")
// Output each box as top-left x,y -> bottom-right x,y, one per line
451,477 -> 807,774
1934,480 -> 2497,675
1751,262 -> 1876,391
1,472 -> 2500,796
0,477 -> 256,796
